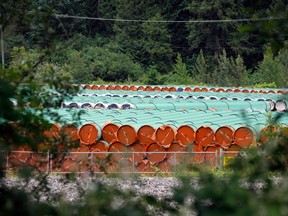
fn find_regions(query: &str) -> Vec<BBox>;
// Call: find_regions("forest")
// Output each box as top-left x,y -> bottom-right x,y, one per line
1,0 -> 288,87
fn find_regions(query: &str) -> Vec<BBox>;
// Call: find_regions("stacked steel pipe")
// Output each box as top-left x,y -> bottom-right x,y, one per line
79,84 -> 288,95
6,85 -> 288,173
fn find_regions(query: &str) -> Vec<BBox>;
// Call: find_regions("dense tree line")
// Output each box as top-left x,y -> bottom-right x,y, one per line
1,0 -> 288,87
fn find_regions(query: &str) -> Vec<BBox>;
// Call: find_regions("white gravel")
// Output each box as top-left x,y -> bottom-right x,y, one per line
2,175 -> 281,215
1,176 -> 183,202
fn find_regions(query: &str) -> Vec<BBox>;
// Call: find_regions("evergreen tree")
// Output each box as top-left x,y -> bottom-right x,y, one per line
168,53 -> 194,85
113,1 -> 173,73
192,50 -> 210,84
161,0 -> 192,58
141,13 -> 173,73
186,0 -> 251,59
213,50 -> 249,86
252,45 -> 288,87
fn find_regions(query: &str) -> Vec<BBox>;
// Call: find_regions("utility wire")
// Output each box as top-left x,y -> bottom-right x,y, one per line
54,14 -> 287,23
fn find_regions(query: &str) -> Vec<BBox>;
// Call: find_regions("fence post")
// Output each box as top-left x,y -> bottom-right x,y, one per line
6,153 -> 9,177
219,148 -> 223,169
174,152 -> 176,174
50,153 -> 53,174
46,151 -> 48,174
132,152 -> 135,177
91,152 -> 94,175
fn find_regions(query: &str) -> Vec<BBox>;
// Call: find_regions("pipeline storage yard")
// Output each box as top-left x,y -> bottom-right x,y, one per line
4,84 -> 288,175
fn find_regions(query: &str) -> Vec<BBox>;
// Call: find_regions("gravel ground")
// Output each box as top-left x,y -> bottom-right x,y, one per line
2,176 -> 196,215
2,175 -> 283,215
2,176 -> 183,202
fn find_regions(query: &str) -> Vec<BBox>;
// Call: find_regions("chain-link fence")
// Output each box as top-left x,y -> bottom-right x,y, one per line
1,150 -> 239,176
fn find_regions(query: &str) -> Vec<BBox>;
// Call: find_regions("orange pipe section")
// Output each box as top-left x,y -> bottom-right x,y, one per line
70,144 -> 90,161
28,153 -> 48,171
234,88 -> 241,93
63,124 -> 79,142
161,86 -> 169,91
11,145 -> 31,163
184,87 -> 192,92
193,143 -> 205,164
90,140 -> 109,159
195,126 -> 215,147
114,85 -> 121,90
108,141 -> 128,161
99,85 -> 106,90
169,87 -> 177,92
136,160 -> 154,173
102,122 -> 120,144
137,86 -> 145,91
117,125 -> 138,145
155,125 -> 176,148
153,86 -> 161,91
259,89 -> 267,94
226,88 -> 233,93
129,85 -> 137,91
216,88 -> 225,92
61,158 -> 79,172
166,143 -> 186,165
122,85 -> 129,90
127,142 -> 145,165
106,85 -> 115,90
84,84 -> 91,90
175,125 -> 195,146
137,125 -> 156,144
200,87 -> 208,92
78,123 -> 101,145
91,85 -> 99,90
233,127 -> 255,148
205,146 -> 220,166
145,85 -> 153,91
144,143 -> 166,165
210,87 -> 216,92
43,123 -> 61,139
215,126 -> 234,149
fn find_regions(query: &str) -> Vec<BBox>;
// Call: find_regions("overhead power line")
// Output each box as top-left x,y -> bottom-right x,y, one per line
54,14 -> 287,23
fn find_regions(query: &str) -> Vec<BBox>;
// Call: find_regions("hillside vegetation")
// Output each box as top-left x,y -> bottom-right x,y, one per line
2,0 -> 288,87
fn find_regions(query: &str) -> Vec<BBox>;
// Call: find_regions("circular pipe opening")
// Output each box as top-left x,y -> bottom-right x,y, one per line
108,103 -> 120,109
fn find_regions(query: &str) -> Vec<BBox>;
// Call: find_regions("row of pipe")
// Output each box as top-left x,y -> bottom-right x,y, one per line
79,89 -> 287,105
78,84 -> 287,94
41,108 -> 288,149
57,88 -> 288,111
10,119 -> 286,173
69,90 -> 282,101
7,142 -> 225,173
61,98 -> 275,112
50,88 -> 287,102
